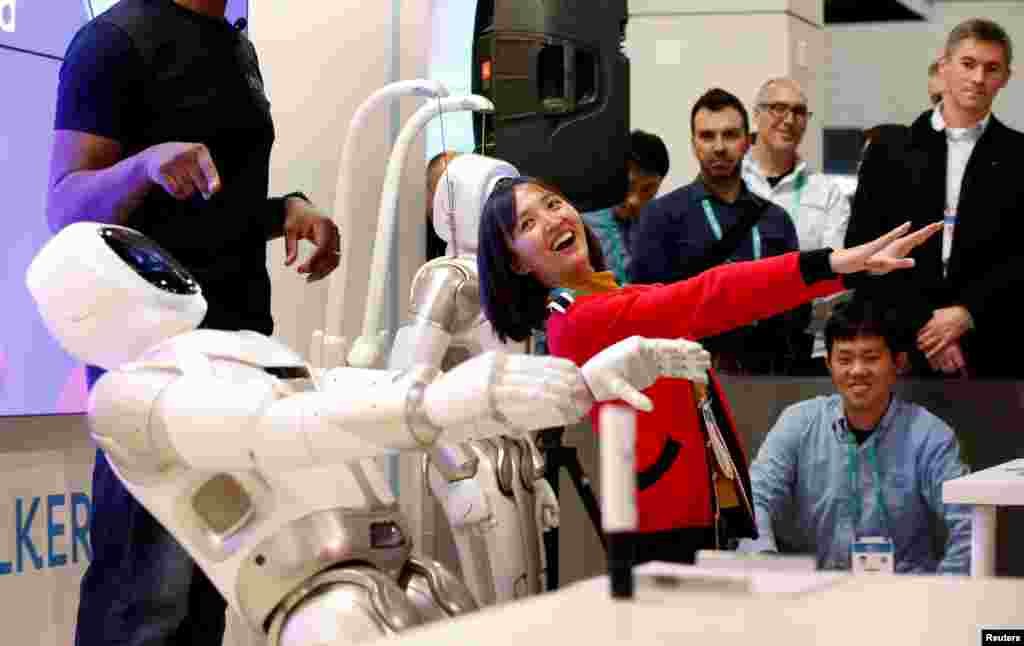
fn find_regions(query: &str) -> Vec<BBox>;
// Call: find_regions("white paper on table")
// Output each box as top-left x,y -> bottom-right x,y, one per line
633,560 -> 848,600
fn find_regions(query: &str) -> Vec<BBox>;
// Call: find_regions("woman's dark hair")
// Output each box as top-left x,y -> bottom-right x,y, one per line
478,177 -> 606,343
825,297 -> 907,357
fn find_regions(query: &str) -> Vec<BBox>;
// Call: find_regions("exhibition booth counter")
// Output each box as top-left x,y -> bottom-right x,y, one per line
390,563 -> 1024,646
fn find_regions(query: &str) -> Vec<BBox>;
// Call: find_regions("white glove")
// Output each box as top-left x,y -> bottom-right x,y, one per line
534,477 -> 560,531
424,352 -> 593,433
580,336 -> 710,413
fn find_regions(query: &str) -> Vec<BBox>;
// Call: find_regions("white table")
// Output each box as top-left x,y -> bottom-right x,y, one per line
943,458 -> 1024,577
390,564 -> 1024,646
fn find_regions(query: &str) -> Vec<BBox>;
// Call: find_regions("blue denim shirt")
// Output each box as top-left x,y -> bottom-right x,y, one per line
740,395 -> 971,574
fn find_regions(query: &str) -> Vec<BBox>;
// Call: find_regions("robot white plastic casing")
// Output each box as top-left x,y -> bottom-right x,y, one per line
25,223 -> 207,370
25,221 -> 530,645
432,152 -> 518,258
26,220 -> 657,645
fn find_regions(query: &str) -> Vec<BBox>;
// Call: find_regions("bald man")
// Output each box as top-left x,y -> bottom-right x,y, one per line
742,78 -> 851,374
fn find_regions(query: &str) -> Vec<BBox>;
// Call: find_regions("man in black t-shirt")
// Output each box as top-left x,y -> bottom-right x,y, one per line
48,1 -> 340,644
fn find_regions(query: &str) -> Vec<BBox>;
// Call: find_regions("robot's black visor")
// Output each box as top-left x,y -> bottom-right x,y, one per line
100,227 -> 199,295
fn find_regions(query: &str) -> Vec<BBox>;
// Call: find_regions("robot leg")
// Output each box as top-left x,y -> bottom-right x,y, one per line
397,556 -> 479,623
498,436 -> 545,596
426,438 -> 540,606
269,566 -> 422,646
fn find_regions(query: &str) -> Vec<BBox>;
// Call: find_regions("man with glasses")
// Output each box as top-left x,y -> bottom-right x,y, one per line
846,18 -> 1021,378
742,78 -> 851,375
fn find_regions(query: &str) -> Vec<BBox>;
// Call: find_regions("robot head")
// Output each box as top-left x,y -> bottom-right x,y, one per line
432,153 -> 518,257
26,223 -> 207,370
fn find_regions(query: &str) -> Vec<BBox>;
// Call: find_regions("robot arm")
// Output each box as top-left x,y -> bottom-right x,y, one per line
387,261 -> 475,372
581,335 -> 712,410
91,350 -> 592,479
91,329 -> 707,483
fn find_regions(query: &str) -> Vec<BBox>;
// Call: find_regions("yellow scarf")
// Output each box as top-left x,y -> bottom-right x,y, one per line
559,270 -> 620,296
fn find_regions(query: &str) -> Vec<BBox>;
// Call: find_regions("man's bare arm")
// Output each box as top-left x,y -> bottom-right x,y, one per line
46,130 -> 221,233
47,130 -> 150,232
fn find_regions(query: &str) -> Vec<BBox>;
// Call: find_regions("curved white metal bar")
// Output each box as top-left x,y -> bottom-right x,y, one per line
348,95 -> 495,369
321,80 -> 448,359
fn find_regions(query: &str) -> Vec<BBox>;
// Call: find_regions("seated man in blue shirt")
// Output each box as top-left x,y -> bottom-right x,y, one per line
741,298 -> 971,573
629,88 -> 801,374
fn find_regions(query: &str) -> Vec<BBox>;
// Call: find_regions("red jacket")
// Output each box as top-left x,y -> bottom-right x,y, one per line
547,252 -> 842,533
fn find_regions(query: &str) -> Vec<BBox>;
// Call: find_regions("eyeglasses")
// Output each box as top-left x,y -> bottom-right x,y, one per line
758,102 -> 812,121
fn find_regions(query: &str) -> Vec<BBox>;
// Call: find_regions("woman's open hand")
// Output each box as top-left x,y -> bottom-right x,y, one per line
829,221 -> 941,275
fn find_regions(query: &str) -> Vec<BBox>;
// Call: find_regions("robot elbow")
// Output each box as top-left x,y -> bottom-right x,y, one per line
88,368 -> 184,481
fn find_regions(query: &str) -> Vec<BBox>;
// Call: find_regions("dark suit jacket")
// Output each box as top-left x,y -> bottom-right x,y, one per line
845,110 -> 1024,377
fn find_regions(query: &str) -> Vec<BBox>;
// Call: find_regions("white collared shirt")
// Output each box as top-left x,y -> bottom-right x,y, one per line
742,153 -> 852,359
931,104 -> 990,272
741,154 -> 850,252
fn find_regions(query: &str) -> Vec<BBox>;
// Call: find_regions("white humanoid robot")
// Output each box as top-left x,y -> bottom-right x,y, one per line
26,222 -> 708,645
385,153 -> 555,605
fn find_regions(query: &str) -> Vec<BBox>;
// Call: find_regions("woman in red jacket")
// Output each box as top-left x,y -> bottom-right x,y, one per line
477,176 -> 939,564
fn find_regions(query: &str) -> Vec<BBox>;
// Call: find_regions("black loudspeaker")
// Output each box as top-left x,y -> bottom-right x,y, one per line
473,0 -> 629,213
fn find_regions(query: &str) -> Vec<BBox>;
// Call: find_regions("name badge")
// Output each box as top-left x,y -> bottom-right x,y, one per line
942,208 -> 956,275
851,536 -> 894,574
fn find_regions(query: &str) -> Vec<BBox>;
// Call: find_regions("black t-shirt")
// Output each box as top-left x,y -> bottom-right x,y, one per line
55,0 -> 279,334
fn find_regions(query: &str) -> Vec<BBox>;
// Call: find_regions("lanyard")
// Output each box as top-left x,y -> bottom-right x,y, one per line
701,199 -> 762,261
789,170 -> 806,222
846,440 -> 893,536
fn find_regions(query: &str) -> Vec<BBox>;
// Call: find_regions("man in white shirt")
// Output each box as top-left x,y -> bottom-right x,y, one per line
742,78 -> 851,374
846,18 -> 1019,378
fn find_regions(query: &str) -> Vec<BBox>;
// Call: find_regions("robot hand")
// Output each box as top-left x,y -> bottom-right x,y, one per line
580,336 -> 710,412
534,477 -> 560,532
423,352 -> 591,436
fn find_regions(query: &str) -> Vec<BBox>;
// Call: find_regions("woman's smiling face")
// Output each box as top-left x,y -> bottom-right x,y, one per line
507,183 -> 594,288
